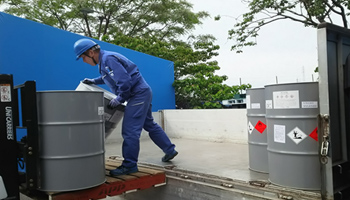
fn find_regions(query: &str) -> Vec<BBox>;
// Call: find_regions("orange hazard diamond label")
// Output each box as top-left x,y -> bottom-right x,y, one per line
309,127 -> 318,141
255,120 -> 266,134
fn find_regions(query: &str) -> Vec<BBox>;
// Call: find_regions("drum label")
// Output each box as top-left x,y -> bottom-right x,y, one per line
98,107 -> 104,115
302,101 -> 318,108
274,125 -> 286,143
287,127 -> 307,145
248,121 -> 254,134
273,90 -> 299,109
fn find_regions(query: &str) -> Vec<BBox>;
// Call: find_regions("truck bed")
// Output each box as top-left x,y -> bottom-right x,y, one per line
105,138 -> 321,200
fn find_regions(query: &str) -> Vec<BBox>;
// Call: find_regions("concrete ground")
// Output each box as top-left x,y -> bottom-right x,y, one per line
104,137 -> 268,183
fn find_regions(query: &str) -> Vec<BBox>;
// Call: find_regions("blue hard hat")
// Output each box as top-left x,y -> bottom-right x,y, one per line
74,38 -> 98,60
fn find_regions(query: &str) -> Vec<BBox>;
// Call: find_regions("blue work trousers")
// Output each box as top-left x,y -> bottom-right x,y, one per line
121,86 -> 175,168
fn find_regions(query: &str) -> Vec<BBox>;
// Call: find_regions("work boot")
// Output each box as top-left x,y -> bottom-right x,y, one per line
162,150 -> 178,162
109,165 -> 138,176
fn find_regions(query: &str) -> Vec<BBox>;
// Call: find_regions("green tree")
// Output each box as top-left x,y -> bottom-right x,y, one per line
225,0 -> 350,53
104,34 -> 251,109
0,0 -> 208,41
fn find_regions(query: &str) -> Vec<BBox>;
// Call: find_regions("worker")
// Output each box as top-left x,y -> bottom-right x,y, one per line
74,38 -> 178,176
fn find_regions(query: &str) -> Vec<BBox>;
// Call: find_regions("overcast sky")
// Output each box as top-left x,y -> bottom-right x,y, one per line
187,0 -> 319,88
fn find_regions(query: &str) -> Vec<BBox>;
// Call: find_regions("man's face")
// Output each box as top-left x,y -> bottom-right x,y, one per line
81,50 -> 96,66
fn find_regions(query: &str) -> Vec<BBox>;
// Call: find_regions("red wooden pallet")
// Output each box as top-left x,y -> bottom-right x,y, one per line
50,158 -> 166,200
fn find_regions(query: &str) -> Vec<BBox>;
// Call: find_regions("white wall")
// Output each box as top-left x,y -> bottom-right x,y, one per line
106,109 -> 248,144
162,109 -> 247,143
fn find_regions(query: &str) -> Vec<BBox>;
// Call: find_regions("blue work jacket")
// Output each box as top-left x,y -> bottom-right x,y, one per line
93,50 -> 143,103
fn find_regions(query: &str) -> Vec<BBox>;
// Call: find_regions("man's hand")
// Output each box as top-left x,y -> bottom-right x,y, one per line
108,98 -> 121,109
82,78 -> 95,84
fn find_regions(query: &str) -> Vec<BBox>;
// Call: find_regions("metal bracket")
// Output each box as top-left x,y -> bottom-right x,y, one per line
318,114 -> 330,165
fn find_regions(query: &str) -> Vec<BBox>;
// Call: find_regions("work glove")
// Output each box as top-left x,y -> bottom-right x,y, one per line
108,98 -> 121,109
82,78 -> 95,85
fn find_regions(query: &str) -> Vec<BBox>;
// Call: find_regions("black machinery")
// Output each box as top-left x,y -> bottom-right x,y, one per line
0,74 -> 39,200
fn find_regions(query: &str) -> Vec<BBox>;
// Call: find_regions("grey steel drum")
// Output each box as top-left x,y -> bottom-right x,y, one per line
265,82 -> 320,190
76,82 -> 124,138
246,88 -> 268,173
37,91 -> 105,192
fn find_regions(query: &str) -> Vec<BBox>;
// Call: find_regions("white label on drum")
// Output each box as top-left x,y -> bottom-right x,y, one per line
265,100 -> 273,109
302,101 -> 318,108
274,124 -> 286,143
251,103 -> 260,109
273,90 -> 299,109
98,107 -> 104,115
248,121 -> 254,134
287,127 -> 307,145
246,95 -> 251,109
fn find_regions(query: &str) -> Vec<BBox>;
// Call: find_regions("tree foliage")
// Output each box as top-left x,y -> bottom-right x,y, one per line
0,0 -> 209,41
104,34 -> 251,109
227,0 -> 350,53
